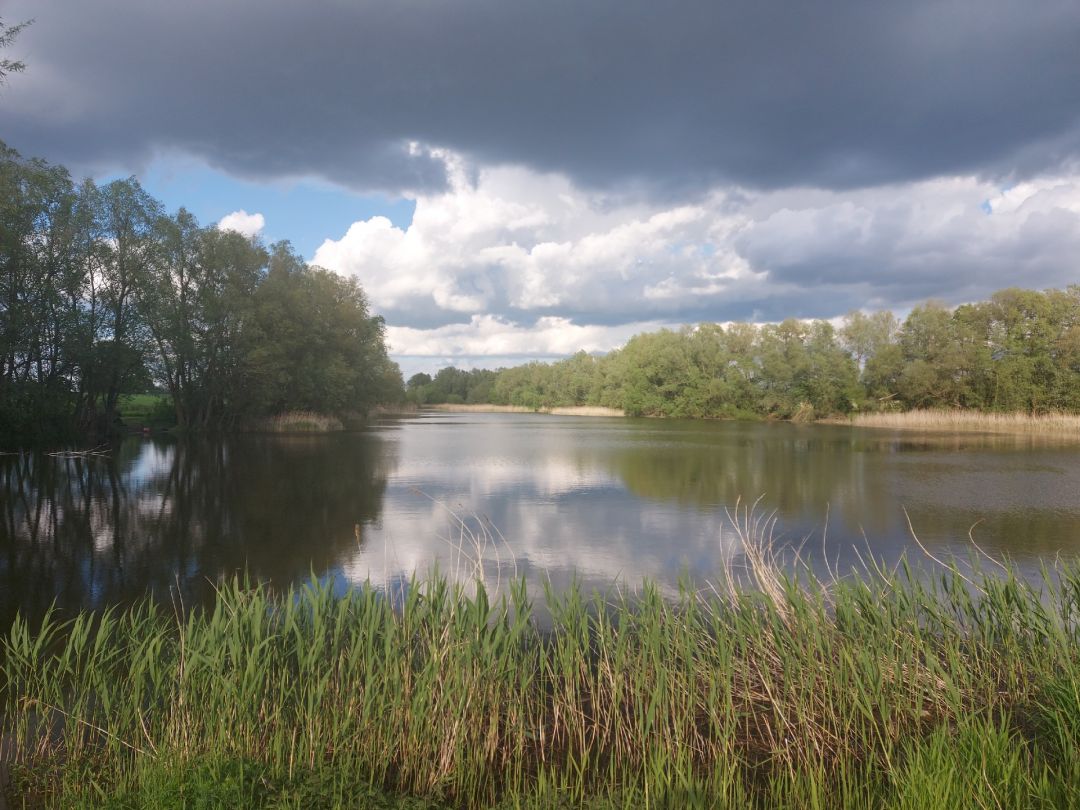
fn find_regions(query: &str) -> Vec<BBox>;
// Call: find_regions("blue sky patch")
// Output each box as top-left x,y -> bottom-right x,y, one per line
98,157 -> 416,260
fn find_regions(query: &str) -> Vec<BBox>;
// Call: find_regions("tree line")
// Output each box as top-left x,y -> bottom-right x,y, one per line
0,141 -> 403,446
408,287 -> 1080,418
9,139 -> 1077,444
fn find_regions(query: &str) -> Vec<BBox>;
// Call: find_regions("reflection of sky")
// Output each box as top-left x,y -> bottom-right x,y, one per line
340,414 -> 1080,595
6,415 -> 1080,630
341,483 -> 739,599
337,414 -> 743,596
126,442 -> 175,484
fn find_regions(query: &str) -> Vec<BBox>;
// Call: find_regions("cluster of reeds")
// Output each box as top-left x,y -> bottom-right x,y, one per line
848,408 -> 1080,436
4,531 -> 1080,807
427,404 -> 540,414
545,406 -> 624,417
426,404 -> 625,417
250,411 -> 345,433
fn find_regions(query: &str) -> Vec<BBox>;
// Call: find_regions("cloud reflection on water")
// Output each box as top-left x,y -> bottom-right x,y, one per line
3,414 -> 1080,630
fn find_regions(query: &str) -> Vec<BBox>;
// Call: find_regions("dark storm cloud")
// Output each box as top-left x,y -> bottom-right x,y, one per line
5,0 -> 1080,193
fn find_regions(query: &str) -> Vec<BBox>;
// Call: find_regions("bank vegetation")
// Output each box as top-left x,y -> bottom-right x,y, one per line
8,141 -> 1080,446
847,408 -> 1080,435
407,287 -> 1080,427
5,528 -> 1080,808
427,403 -> 624,417
0,142 -> 403,448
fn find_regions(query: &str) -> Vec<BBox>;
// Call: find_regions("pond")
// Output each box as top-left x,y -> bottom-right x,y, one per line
3,412 -> 1080,627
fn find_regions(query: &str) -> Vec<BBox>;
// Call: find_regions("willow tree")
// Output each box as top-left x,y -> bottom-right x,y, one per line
244,242 -> 401,418
0,18 -> 31,86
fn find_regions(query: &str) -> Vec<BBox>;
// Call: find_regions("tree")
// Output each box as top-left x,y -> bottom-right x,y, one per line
802,321 -> 860,415
841,310 -> 897,368
1,145 -> 403,446
896,302 -> 971,408
245,242 -> 400,417
138,209 -> 269,428
756,320 -> 810,417
407,372 -> 432,389
193,225 -> 268,425
1,144 -> 70,442
90,179 -> 161,428
600,330 -> 694,417
0,18 -> 31,86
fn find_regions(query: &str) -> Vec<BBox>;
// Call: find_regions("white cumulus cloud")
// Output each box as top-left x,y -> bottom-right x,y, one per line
312,148 -> 1080,368
386,315 -> 669,358
312,150 -> 751,326
216,209 -> 265,238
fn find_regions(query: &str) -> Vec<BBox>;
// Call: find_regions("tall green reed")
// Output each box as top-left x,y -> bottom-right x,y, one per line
5,526 -> 1080,808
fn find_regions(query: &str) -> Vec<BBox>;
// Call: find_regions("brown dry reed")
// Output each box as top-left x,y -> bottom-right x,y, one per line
250,411 -> 345,433
847,408 -> 1080,437
427,404 -> 625,417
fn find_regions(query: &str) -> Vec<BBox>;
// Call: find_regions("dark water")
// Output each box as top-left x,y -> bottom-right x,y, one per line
3,413 -> 1080,627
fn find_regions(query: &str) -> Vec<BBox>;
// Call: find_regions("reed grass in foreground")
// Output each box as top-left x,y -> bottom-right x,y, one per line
846,408 -> 1080,436
4,560 -> 1080,808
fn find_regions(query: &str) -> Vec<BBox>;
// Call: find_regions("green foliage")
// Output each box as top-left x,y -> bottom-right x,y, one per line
0,383 -> 81,447
0,17 -> 31,84
9,141 -> 1080,440
0,142 -> 403,446
89,757 -> 444,810
406,366 -> 498,406
116,393 -> 175,430
465,287 -> 1080,421
488,320 -> 863,419
243,244 -> 401,417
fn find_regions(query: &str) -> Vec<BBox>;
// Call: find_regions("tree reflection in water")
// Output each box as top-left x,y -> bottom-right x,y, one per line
0,433 -> 396,630
5,416 -> 1080,631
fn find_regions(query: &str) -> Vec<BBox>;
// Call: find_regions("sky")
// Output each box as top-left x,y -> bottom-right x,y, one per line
3,0 -> 1080,376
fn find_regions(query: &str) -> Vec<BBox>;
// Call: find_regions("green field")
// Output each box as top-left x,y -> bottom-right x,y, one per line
116,394 -> 176,431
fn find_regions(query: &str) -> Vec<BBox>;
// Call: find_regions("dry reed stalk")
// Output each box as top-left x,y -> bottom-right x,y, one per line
252,411 -> 344,433
847,409 -> 1080,436
426,404 -> 625,417
427,404 -> 538,413
546,407 -> 625,417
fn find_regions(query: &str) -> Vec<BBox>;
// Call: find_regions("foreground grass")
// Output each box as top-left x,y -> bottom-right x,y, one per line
3,560 -> 1080,808
846,408 -> 1080,436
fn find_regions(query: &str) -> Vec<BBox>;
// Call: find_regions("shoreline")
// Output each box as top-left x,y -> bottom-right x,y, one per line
427,404 -> 1080,437
117,403 -> 1080,439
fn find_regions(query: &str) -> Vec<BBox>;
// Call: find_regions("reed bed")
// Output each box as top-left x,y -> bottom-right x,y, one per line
249,411 -> 345,433
427,404 -> 539,414
4,531 -> 1080,807
847,408 -> 1080,436
546,406 -> 625,417
427,404 -> 626,417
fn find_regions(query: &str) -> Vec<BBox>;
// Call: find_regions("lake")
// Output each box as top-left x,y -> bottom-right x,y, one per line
3,412 -> 1080,628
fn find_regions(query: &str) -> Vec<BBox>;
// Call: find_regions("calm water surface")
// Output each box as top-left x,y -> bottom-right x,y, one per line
3,413 -> 1080,627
